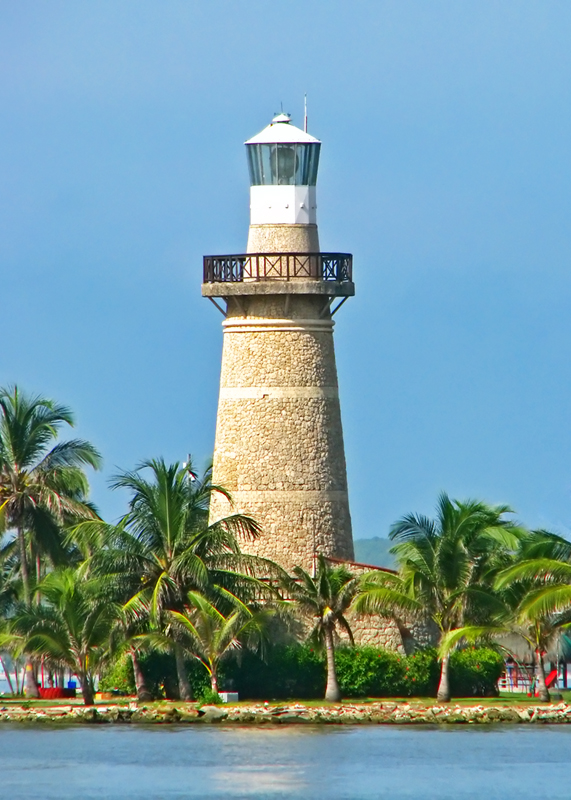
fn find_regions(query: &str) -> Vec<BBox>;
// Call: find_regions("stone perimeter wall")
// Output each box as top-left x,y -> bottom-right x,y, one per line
209,292 -> 354,572
343,611 -> 439,654
2,702 -> 570,724
328,559 -> 438,653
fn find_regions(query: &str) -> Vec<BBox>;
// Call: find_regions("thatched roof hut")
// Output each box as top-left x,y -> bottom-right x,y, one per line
497,632 -> 571,665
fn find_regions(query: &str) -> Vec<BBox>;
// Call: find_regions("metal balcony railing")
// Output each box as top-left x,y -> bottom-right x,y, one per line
203,253 -> 352,283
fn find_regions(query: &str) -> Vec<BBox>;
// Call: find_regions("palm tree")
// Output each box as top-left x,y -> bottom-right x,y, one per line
69,521 -> 156,703
84,565 -> 154,703
0,386 -> 101,597
487,532 -> 571,703
0,386 -> 101,696
161,590 -> 270,694
435,529 -> 571,704
284,555 -> 359,702
0,555 -> 23,694
72,457 -> 280,701
388,493 -> 518,702
10,568 -> 119,705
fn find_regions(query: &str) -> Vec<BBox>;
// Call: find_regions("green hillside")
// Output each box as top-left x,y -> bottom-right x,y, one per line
353,537 -> 396,569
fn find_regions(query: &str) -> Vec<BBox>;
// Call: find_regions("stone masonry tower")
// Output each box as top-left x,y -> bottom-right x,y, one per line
203,113 -> 355,572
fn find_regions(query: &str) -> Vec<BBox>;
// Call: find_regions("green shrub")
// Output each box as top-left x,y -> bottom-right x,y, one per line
198,688 -> 223,705
399,648 -> 441,696
224,645 -> 325,700
134,646 -> 324,702
100,644 -> 504,701
98,652 -> 136,694
450,647 -> 503,697
140,652 -> 212,700
100,651 -> 214,700
335,647 -> 440,697
336,647 -> 404,697
335,646 -> 501,699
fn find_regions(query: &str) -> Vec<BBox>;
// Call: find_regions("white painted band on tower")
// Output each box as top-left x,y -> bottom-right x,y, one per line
222,317 -> 334,333
219,386 -> 339,400
250,185 -> 317,225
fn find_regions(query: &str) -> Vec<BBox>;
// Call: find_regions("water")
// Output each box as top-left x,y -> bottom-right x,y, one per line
0,724 -> 568,799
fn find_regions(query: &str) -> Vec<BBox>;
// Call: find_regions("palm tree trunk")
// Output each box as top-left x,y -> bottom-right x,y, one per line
0,656 -> 15,695
174,645 -> 192,701
437,653 -> 451,702
17,526 -> 40,698
324,625 -> 341,702
535,649 -> 550,703
131,649 -> 153,702
24,659 -> 39,698
36,554 -> 42,604
17,525 -> 31,606
210,669 -> 218,694
79,674 -> 94,706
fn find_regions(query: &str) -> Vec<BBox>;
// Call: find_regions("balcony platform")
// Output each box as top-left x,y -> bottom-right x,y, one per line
202,252 -> 355,299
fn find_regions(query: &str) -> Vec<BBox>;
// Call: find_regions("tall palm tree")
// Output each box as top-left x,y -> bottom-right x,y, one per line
10,568 -> 119,705
80,562 -> 154,703
0,386 -> 101,597
284,556 -> 359,702
497,530 -> 571,702
444,531 -> 571,703
388,493 -> 518,702
0,386 -> 101,696
72,457 -> 281,700
484,530 -> 571,703
0,554 -> 23,694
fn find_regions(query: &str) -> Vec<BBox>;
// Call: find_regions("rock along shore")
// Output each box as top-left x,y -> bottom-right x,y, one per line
1,701 -> 571,725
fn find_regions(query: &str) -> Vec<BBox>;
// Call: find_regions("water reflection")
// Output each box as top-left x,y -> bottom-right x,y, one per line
215,765 -> 306,795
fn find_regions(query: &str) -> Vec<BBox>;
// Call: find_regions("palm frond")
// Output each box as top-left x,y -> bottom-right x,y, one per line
439,624 -> 509,657
496,558 -> 571,589
518,585 -> 571,622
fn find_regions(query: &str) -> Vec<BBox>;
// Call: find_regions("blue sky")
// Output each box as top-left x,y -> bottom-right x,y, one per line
2,1 -> 571,537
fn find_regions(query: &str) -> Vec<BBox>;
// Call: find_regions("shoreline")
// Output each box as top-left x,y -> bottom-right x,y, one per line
1,700 -> 571,725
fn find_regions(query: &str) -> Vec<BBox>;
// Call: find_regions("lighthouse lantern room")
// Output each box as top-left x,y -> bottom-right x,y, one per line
245,113 -> 320,226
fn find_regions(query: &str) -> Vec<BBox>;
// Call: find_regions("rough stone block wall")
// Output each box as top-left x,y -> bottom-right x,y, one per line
343,613 -> 408,653
327,558 -> 439,653
341,611 -> 438,654
247,223 -> 319,254
209,292 -> 354,572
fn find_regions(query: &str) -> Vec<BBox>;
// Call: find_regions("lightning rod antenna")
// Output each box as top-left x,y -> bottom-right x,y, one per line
304,94 -> 308,132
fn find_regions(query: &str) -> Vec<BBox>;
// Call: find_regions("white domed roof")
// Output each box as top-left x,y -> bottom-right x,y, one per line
245,115 -> 320,145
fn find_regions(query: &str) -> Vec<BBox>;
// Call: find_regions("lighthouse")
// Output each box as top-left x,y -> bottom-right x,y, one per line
203,113 -> 355,572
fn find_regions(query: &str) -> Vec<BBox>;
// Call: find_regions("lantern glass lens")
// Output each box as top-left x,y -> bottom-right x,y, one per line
246,143 -> 320,186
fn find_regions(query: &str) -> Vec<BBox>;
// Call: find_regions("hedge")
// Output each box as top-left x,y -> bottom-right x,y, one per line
99,645 -> 503,700
335,647 -> 440,697
225,646 -> 325,699
99,651 -> 212,700
449,647 -> 504,697
336,647 -> 503,698
98,652 -> 136,694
